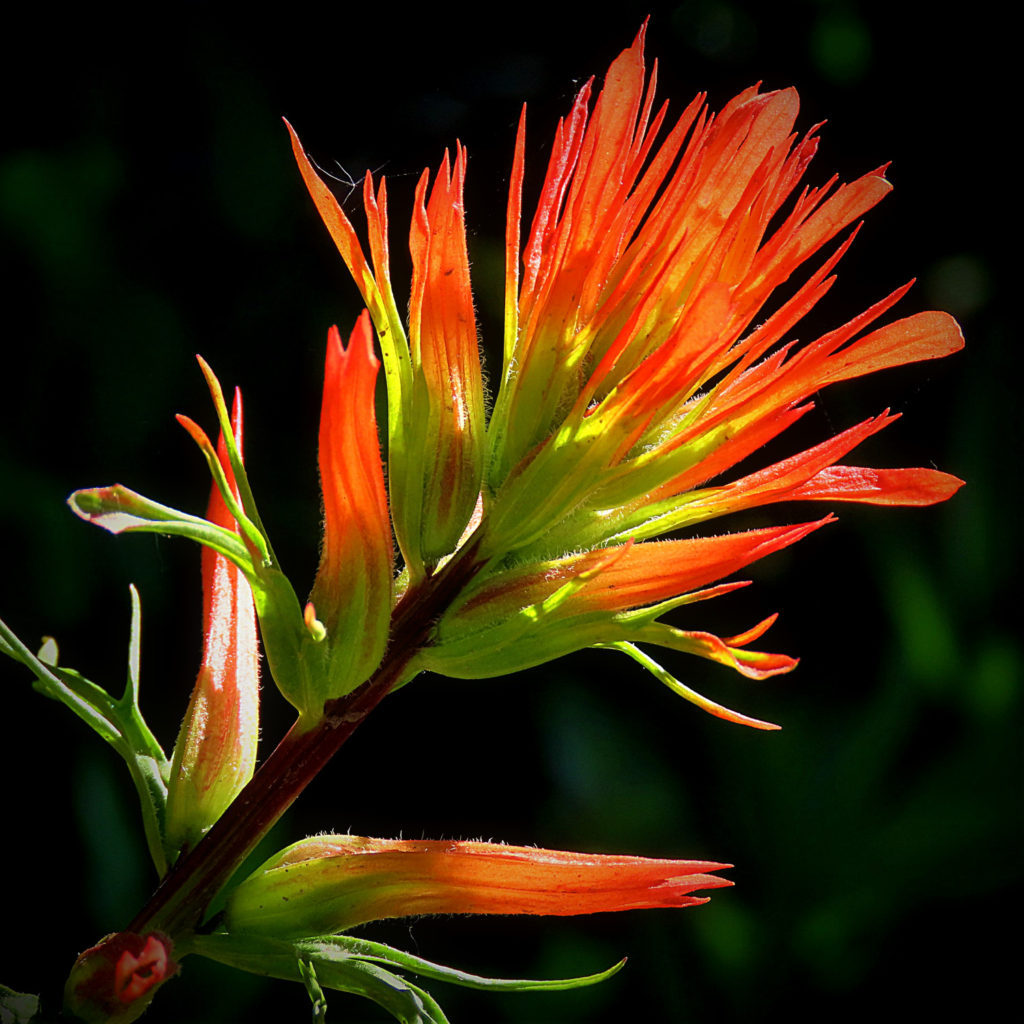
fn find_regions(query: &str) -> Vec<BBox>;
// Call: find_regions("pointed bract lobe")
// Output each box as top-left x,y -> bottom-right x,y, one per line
310,311 -> 394,699
406,145 -> 486,563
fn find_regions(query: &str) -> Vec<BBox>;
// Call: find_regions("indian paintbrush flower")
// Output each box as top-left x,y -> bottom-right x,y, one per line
70,32 -> 964,732
224,835 -> 732,939
0,23 -> 965,1024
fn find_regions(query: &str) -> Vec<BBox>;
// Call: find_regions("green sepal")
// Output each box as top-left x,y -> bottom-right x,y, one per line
245,562 -> 320,722
191,932 -> 624,1024
418,550 -> 621,679
0,587 -> 171,875
0,984 -> 42,1024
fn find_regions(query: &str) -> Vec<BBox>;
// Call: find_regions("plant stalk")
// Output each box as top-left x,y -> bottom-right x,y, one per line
127,537 -> 485,941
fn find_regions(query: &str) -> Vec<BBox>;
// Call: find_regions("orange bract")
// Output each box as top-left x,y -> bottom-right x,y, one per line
309,311 -> 393,695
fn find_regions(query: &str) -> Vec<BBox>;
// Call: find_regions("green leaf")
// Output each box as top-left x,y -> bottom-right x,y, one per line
192,931 -> 624,1024
331,961 -> 449,1024
191,934 -> 450,1024
0,589 -> 171,875
598,640 -> 780,731
298,959 -> 328,1023
0,985 -> 40,1024
307,935 -> 626,993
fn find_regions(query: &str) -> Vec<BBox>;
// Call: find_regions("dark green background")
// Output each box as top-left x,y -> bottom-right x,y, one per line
1,2 -> 1016,1021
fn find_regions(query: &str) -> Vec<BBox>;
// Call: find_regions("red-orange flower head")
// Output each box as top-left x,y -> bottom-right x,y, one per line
288,25 -> 962,726
224,834 -> 731,938
166,390 -> 260,854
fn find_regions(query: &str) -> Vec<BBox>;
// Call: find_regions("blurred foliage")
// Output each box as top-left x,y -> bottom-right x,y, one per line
1,1 -> 1016,1021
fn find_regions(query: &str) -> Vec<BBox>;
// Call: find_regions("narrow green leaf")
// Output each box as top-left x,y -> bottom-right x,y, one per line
298,959 -> 328,1023
332,961 -> 449,1024
192,934 -> 450,1024
310,936 -> 627,992
598,641 -> 780,731
193,357 -> 279,569
0,599 -> 171,876
175,410 -> 271,566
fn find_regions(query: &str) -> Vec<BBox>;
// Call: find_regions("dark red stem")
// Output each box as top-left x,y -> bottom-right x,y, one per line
127,540 -> 484,940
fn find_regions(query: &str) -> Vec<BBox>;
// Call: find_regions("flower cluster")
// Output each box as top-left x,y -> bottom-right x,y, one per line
3,23 -> 962,1024
287,23 -> 962,725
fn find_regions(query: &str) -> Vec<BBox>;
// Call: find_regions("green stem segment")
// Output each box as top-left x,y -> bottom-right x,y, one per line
128,538 -> 486,941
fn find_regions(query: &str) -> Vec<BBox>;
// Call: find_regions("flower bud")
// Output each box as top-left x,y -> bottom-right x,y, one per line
225,834 -> 730,939
63,932 -> 177,1024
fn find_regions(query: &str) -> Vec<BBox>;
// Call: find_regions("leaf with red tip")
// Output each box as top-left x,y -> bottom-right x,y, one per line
606,641 -> 783,730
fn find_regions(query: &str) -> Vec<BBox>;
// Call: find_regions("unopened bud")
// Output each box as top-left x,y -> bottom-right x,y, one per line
64,932 -> 177,1024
